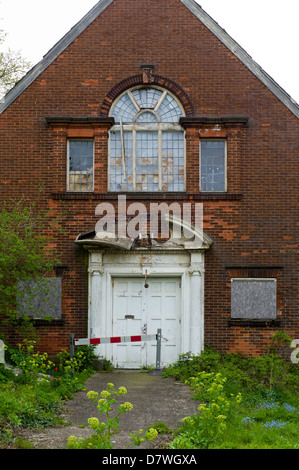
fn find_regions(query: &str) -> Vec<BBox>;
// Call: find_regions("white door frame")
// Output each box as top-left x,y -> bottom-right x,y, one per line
87,248 -> 205,366
111,276 -> 182,368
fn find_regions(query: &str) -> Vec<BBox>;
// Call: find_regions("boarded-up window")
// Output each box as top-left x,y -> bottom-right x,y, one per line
231,278 -> 277,319
17,278 -> 62,319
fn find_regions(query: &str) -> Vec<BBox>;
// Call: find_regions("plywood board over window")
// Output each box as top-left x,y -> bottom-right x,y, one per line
17,278 -> 62,319
231,278 -> 277,320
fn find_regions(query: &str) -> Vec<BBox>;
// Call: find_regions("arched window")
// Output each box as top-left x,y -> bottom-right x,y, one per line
109,87 -> 185,192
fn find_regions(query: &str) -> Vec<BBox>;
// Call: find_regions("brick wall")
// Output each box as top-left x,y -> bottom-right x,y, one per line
0,0 -> 298,357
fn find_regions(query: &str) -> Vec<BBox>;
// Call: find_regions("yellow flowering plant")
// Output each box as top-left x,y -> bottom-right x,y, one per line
68,382 -> 158,449
170,372 -> 242,449
10,340 -> 55,383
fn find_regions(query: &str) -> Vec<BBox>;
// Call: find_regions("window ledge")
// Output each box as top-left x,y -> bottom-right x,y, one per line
15,318 -> 65,327
228,319 -> 281,327
32,318 -> 65,327
45,117 -> 115,125
180,116 -> 249,127
51,192 -> 243,201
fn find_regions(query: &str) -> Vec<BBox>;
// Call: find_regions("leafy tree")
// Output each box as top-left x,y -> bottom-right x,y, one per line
0,197 -> 60,340
0,29 -> 31,98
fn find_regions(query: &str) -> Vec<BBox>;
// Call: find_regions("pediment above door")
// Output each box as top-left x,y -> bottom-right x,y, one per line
74,213 -> 213,251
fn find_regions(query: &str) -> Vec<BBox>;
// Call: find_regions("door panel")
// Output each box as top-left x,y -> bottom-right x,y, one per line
147,280 -> 181,366
112,277 -> 181,368
112,279 -> 145,368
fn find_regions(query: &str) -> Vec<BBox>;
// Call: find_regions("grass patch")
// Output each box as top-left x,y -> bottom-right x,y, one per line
163,333 -> 299,449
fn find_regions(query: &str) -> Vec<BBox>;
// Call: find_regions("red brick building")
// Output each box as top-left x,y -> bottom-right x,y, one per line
1,0 -> 298,367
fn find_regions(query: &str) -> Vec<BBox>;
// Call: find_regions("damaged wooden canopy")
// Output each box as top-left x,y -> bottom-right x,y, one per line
75,214 -> 213,250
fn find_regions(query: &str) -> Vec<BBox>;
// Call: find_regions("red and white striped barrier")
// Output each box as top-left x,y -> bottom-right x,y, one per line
75,333 -> 157,346
70,329 -> 162,371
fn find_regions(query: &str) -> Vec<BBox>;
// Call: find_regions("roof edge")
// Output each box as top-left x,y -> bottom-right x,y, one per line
0,0 -> 114,114
180,0 -> 299,119
0,0 -> 298,119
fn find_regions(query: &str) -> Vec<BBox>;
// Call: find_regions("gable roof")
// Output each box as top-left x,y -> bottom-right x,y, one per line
1,0 -> 298,119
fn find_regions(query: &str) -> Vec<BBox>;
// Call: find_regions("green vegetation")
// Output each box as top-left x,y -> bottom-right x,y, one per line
0,341 -> 96,448
163,332 -> 299,449
1,331 -> 298,449
0,196 -> 62,341
0,28 -> 31,97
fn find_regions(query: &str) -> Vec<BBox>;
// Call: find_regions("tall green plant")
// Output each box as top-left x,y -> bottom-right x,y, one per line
169,372 -> 242,449
0,196 -> 60,340
67,383 -> 158,449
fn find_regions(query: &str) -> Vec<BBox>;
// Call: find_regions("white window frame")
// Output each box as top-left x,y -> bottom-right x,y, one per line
199,139 -> 227,193
108,86 -> 186,192
67,139 -> 94,192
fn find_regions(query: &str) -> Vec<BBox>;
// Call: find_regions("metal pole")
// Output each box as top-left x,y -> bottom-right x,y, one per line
156,329 -> 162,371
0,339 -> 4,365
69,333 -> 75,359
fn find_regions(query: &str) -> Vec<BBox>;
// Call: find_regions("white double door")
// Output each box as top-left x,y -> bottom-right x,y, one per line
112,277 -> 181,369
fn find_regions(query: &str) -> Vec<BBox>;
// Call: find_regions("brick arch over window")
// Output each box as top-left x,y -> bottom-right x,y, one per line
100,74 -> 194,117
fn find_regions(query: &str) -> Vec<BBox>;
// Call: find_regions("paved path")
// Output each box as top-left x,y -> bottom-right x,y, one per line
65,369 -> 199,449
18,370 -> 199,449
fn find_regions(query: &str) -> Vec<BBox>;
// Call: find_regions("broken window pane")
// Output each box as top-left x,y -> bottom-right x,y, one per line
68,140 -> 93,192
201,140 -> 226,192
162,132 -> 185,191
110,131 -> 133,191
109,87 -> 185,192
136,132 -> 159,192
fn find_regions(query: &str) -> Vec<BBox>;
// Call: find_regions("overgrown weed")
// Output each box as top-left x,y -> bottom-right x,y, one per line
0,341 -> 97,448
164,332 -> 299,449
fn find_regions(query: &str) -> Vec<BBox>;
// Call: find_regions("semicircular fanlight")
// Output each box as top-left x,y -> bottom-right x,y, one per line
136,111 -> 158,123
